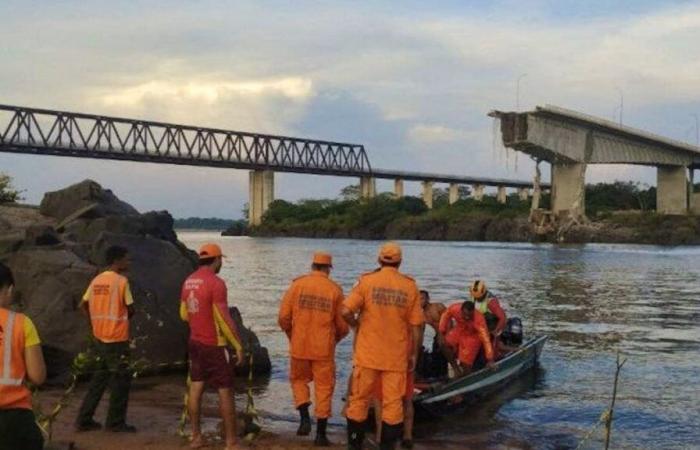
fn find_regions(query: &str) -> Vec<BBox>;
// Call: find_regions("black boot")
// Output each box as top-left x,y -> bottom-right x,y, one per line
346,418 -> 365,450
314,418 -> 331,447
379,422 -> 403,450
297,403 -> 312,436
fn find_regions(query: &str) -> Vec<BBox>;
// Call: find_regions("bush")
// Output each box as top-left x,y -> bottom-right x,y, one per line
0,173 -> 22,203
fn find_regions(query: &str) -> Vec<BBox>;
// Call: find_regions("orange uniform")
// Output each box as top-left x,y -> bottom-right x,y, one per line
279,270 -> 349,419
344,267 -> 424,425
82,271 -> 133,343
0,308 -> 41,410
439,303 -> 494,366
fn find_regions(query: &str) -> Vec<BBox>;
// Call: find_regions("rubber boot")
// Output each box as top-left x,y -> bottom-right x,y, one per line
297,403 -> 312,436
314,418 -> 331,447
379,422 -> 403,450
346,418 -> 365,450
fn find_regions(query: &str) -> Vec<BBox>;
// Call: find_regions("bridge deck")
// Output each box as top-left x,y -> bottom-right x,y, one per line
0,104 -> 541,188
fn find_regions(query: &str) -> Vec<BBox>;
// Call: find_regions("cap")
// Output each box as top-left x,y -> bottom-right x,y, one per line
378,242 -> 402,264
198,243 -> 225,260
312,251 -> 333,267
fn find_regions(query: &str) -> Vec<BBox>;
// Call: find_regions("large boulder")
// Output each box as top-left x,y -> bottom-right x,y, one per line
1,180 -> 271,381
40,179 -> 138,223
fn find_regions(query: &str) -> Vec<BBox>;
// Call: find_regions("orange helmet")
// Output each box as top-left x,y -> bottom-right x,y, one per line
469,280 -> 487,299
198,243 -> 225,260
312,251 -> 333,267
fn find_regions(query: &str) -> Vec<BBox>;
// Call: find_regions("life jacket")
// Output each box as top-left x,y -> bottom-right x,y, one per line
86,271 -> 130,343
0,309 -> 32,410
474,292 -> 499,332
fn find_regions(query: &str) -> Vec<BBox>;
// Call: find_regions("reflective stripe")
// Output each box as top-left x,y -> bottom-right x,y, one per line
91,315 -> 129,321
0,311 -> 23,386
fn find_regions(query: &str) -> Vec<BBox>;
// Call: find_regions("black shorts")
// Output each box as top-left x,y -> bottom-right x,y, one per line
188,340 -> 234,389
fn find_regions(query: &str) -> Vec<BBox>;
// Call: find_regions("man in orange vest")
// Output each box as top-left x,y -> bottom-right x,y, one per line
0,262 -> 47,450
341,242 -> 424,450
75,245 -> 137,433
278,251 -> 349,447
180,243 -> 244,450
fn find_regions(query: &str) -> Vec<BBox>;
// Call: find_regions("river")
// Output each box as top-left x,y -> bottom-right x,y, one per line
178,232 -> 700,450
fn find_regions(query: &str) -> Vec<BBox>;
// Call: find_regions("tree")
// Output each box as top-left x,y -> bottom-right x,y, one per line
0,173 -> 22,203
339,184 -> 360,201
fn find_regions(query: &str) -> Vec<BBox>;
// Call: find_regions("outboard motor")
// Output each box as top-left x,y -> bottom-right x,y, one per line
501,317 -> 523,345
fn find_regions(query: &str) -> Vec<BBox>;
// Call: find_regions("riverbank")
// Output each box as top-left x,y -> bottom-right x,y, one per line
40,375 -> 346,450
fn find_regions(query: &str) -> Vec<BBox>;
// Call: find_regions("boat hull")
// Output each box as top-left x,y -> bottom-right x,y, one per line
414,335 -> 548,417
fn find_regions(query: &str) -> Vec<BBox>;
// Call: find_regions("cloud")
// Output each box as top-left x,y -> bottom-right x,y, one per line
1,0 -> 699,216
98,77 -> 313,107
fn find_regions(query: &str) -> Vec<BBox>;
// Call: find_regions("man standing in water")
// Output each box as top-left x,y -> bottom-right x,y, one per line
180,243 -> 245,450
342,242 -> 424,450
76,245 -> 136,433
278,251 -> 349,446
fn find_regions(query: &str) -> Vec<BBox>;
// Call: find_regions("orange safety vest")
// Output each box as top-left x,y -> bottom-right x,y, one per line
0,309 -> 32,410
86,271 -> 130,343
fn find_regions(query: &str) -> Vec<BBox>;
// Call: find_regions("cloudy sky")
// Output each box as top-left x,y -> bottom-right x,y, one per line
1,0 -> 699,218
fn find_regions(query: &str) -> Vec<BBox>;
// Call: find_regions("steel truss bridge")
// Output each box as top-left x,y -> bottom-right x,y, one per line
0,104 -> 543,188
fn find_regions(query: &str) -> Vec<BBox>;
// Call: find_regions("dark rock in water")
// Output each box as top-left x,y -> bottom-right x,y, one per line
221,220 -> 248,236
1,180 -> 271,381
40,179 -> 139,222
229,307 -> 272,376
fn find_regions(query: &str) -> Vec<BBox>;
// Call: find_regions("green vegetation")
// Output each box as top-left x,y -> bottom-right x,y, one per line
0,173 -> 23,203
586,181 -> 656,217
174,217 -> 235,230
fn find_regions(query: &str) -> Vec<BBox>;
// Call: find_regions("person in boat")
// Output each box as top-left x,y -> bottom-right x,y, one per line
341,242 -> 424,450
415,290 -> 449,380
278,251 -> 349,446
421,290 -> 446,334
470,280 -> 520,358
438,301 -> 495,377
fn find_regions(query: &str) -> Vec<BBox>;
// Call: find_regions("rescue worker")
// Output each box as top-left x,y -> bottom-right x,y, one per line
469,280 -> 506,337
421,290 -> 446,335
278,251 -> 349,446
180,243 -> 245,450
438,301 -> 495,376
76,245 -> 136,432
341,242 -> 424,450
0,263 -> 46,450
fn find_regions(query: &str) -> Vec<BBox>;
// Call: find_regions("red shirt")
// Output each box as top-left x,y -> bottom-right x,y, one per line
180,266 -> 240,347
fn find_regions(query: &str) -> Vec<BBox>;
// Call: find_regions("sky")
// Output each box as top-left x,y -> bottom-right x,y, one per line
1,0 -> 699,219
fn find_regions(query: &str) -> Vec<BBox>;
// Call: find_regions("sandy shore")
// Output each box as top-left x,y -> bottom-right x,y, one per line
38,375 -> 346,450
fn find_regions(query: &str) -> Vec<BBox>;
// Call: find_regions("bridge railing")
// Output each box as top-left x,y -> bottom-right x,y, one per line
0,104 -> 372,174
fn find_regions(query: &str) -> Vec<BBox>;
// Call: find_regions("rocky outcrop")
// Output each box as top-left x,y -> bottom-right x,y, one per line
1,180 -> 271,381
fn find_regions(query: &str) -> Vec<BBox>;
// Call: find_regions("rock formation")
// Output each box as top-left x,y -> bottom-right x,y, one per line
0,180 -> 271,381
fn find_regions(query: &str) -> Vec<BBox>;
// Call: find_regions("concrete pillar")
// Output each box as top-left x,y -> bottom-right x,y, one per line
472,184 -> 485,201
518,187 -> 530,201
360,176 -> 376,199
551,162 -> 586,219
657,166 -> 688,215
422,181 -> 434,209
497,186 -> 507,204
394,179 -> 404,198
448,183 -> 459,205
248,170 -> 274,226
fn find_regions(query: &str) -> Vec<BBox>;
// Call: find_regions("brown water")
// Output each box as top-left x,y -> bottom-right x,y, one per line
179,232 -> 700,450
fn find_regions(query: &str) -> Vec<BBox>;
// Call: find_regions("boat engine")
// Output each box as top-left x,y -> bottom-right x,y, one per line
501,317 -> 523,345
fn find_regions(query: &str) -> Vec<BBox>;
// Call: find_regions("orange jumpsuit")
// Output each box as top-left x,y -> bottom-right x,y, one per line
439,303 -> 494,367
278,270 -> 349,419
344,267 -> 424,425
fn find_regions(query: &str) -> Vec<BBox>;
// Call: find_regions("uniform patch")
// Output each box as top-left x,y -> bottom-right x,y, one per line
371,287 -> 408,308
299,294 -> 332,312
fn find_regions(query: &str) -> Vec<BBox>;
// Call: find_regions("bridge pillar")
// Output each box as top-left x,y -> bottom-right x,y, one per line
448,183 -> 459,205
657,166 -> 688,215
472,184 -> 484,201
551,162 -> 586,219
422,181 -> 434,209
360,176 -> 376,199
394,179 -> 404,198
497,186 -> 507,204
518,187 -> 530,201
248,170 -> 274,226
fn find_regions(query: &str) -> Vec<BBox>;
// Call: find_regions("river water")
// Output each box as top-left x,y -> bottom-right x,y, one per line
178,232 -> 700,449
